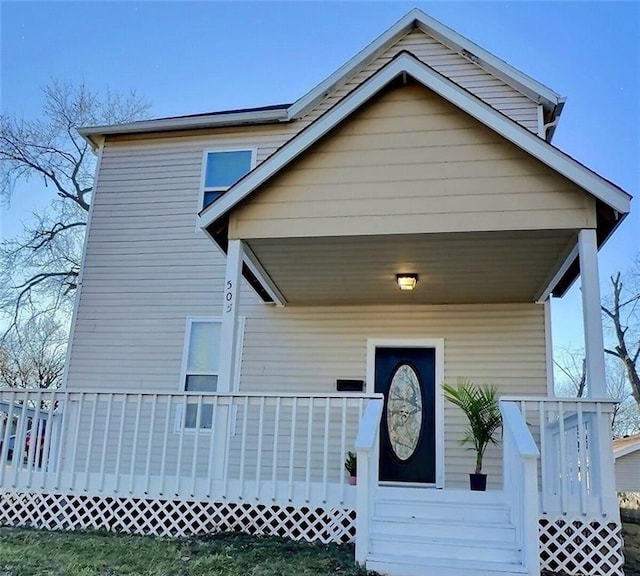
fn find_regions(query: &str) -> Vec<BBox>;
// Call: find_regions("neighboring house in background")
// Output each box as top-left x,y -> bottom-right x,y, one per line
0,9 -> 632,576
614,434 -> 640,493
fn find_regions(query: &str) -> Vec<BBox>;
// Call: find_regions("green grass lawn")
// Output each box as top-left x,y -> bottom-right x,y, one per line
0,528 -> 372,576
1,524 -> 638,576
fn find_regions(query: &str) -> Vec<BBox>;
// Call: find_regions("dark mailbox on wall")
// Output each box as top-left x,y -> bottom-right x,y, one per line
336,379 -> 365,392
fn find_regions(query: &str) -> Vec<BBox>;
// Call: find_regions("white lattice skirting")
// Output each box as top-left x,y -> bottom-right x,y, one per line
539,517 -> 625,576
0,492 -> 355,544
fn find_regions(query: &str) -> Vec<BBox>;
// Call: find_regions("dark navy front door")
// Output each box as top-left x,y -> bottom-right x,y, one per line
374,347 -> 436,483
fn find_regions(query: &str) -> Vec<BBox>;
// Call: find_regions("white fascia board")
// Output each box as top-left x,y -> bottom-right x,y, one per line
78,108 -> 289,144
287,10 -> 418,119
535,238 -> 579,303
288,8 -> 562,120
412,15 -> 561,107
200,52 -> 630,231
614,441 -> 640,459
242,243 -> 287,307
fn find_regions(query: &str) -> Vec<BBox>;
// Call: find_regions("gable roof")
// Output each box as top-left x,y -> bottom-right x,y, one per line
199,51 -> 630,233
288,8 -> 564,124
613,434 -> 640,459
78,9 -> 564,148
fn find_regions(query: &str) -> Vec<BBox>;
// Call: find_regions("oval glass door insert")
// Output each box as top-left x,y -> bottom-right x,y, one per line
386,363 -> 423,461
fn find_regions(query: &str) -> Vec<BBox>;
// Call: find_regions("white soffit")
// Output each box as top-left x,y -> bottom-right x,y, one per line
199,52 -> 630,231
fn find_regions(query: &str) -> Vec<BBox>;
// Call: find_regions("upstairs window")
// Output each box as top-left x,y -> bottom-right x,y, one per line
201,149 -> 254,209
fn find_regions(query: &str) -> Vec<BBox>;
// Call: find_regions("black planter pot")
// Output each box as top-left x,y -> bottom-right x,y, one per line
469,473 -> 487,491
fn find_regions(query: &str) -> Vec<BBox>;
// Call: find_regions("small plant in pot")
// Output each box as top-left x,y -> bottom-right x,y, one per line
443,378 -> 502,491
345,451 -> 357,485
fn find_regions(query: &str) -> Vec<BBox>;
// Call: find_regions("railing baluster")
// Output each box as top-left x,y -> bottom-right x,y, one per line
557,401 -> 568,514
174,395 -> 188,496
69,392 -> 85,491
339,397 -> 347,504
13,391 -> 30,487
222,396 -> 234,498
98,393 -> 114,492
129,393 -> 143,494
0,391 -> 16,486
113,394 -> 127,493
52,392 -> 69,490
322,397 -> 330,504
576,403 -> 587,516
596,402 -> 605,517
288,397 -> 297,502
190,394 -> 203,498
271,397 -> 280,502
144,394 -> 157,495
255,396 -> 265,501
83,393 -> 99,492
538,400 -> 547,514
26,391 -> 43,487
206,396 -> 218,498
239,396 -> 249,499
305,397 -> 314,503
40,391 -> 57,489
159,395 -> 172,496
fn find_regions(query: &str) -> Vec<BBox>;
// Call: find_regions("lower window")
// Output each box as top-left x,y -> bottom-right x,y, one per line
181,319 -> 221,429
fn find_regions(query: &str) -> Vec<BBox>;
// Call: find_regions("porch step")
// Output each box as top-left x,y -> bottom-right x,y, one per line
374,489 -> 511,524
371,515 -> 516,542
368,532 -> 522,563
367,488 -> 525,575
366,554 -> 528,576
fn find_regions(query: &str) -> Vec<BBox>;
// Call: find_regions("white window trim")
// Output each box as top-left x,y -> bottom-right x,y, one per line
196,147 -> 257,231
176,316 -> 245,432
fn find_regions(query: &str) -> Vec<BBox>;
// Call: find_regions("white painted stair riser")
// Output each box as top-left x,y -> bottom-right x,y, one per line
368,534 -> 522,563
366,556 -> 527,576
370,517 -> 516,541
374,499 -> 512,523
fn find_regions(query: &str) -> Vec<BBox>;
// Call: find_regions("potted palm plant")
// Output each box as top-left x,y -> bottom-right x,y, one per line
443,379 -> 502,491
344,451 -> 357,485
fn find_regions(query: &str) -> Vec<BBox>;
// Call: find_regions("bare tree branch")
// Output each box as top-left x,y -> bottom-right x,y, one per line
0,80 -> 150,334
601,267 -> 640,408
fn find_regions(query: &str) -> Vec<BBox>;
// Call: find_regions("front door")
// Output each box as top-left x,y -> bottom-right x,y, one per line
375,347 -> 436,483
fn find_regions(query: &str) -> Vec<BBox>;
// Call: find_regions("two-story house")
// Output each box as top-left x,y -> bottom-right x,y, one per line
0,9 -> 631,576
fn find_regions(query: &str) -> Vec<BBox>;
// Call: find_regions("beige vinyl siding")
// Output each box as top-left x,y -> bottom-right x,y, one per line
303,28 -> 540,133
68,108 -> 546,489
615,451 -> 640,492
66,128 -> 292,391
238,302 -> 548,489
230,83 -> 595,240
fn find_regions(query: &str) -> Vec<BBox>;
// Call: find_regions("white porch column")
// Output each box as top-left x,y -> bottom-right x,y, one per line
578,229 -> 606,397
219,239 -> 243,392
578,229 -> 618,511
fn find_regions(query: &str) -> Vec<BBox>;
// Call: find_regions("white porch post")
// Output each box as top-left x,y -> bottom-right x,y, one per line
577,229 -> 606,397
578,229 -> 617,512
219,239 -> 243,392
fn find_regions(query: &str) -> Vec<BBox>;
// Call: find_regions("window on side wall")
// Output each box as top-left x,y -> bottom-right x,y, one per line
201,149 -> 254,209
181,319 -> 221,429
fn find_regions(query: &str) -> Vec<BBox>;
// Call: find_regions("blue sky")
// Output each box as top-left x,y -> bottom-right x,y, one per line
1,1 -> 639,351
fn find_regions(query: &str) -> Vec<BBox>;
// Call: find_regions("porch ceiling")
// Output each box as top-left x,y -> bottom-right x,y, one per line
246,229 -> 577,306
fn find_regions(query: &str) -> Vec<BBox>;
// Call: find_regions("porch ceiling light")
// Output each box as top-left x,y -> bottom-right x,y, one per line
396,273 -> 418,291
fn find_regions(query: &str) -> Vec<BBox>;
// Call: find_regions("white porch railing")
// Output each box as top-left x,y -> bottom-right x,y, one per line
502,396 -> 619,520
353,397 -> 384,565
0,388 -> 378,510
500,400 -> 540,576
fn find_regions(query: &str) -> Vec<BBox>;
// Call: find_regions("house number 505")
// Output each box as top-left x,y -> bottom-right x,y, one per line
225,281 -> 233,313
